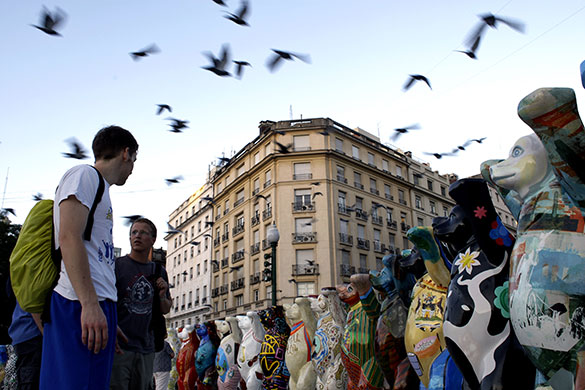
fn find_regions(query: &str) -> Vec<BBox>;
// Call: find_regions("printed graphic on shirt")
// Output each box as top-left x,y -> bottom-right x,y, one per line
106,207 -> 113,221
124,275 -> 154,315
98,240 -> 116,266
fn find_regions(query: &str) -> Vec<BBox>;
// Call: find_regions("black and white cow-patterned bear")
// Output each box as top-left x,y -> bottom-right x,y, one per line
433,178 -> 535,389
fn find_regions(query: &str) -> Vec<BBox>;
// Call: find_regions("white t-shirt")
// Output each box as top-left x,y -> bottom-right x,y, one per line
53,165 -> 117,302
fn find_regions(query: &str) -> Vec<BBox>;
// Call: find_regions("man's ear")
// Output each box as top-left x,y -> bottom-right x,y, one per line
122,147 -> 131,161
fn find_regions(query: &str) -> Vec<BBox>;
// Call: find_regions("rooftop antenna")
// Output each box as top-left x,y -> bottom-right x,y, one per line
289,105 -> 293,120
1,167 -> 8,209
377,121 -> 381,139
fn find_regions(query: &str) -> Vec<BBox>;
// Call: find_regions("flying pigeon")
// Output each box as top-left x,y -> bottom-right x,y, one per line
165,176 -> 184,186
202,44 -> 231,77
233,60 -> 251,79
224,0 -> 250,26
130,44 -> 160,61
266,49 -> 311,72
31,6 -> 67,36
403,75 -> 432,91
390,124 -> 420,142
63,138 -> 89,159
156,104 -> 172,115
465,13 -> 525,48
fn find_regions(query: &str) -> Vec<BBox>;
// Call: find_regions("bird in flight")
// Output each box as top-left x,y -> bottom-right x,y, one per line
205,220 -> 215,228
455,35 -> 482,59
166,222 -> 184,235
403,75 -> 432,91
202,44 -> 231,77
424,151 -> 453,160
129,44 -> 160,61
390,124 -> 420,142
465,13 -> 525,48
165,176 -> 184,186
275,142 -> 292,153
212,0 -> 228,5
224,0 -> 250,26
255,194 -> 268,201
31,6 -> 67,36
63,138 -> 89,159
156,104 -> 172,115
233,60 -> 251,79
32,193 -> 44,201
319,129 -> 330,136
190,240 -> 201,246
202,196 -> 215,204
1,208 -> 16,217
312,192 -> 323,199
122,215 -> 143,226
230,265 -> 244,272
266,49 -> 311,73
166,118 -> 189,133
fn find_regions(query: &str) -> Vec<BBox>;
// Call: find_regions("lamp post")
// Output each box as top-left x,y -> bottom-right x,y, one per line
266,223 -> 280,307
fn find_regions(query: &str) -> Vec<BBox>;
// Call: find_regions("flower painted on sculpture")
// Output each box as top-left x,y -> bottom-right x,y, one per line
494,281 -> 510,319
473,206 -> 487,219
489,216 -> 513,247
454,248 -> 481,274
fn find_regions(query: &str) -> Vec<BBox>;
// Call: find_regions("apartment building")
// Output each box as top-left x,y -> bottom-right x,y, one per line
202,117 -> 457,320
165,179 -> 214,328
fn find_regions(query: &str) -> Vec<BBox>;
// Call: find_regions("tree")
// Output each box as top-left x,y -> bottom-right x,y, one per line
0,212 -> 21,344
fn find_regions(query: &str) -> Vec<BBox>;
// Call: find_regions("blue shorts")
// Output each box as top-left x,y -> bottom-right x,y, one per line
40,291 -> 117,390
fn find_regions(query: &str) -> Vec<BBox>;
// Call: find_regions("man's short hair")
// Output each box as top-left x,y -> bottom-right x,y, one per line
130,217 -> 157,240
92,125 -> 139,161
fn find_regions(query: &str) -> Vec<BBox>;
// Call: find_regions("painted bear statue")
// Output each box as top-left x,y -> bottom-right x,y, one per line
284,297 -> 317,390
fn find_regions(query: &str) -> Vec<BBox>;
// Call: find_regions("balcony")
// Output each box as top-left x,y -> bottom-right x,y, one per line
250,272 -> 261,285
224,209 -> 229,215
202,297 -> 207,304
292,263 -> 319,276
336,175 -> 348,184
293,146 -> 311,152
387,220 -> 397,230
372,215 -> 383,225
232,250 -> 245,264
399,199 -> 407,206
415,205 -> 425,211
338,204 -> 350,215
355,209 -> 368,221
222,232 -> 229,242
373,241 -> 383,253
262,239 -> 271,251
193,299 -> 198,307
401,223 -> 411,232
385,194 -> 394,201
250,242 -> 260,255
354,182 -> 364,190
252,188 -> 260,195
340,264 -> 356,277
234,198 -> 245,207
251,213 -> 260,226
213,237 -> 220,247
220,285 -> 229,295
212,262 -> 219,273
231,278 -> 245,291
293,173 -> 313,180
211,287 -> 219,298
292,202 -> 315,213
188,302 -> 192,309
339,233 -> 353,246
221,258 -> 229,269
370,188 -> 380,196
262,208 -> 272,221
232,223 -> 245,236
292,232 -> 317,244
264,180 -> 271,188
215,214 -> 221,221
356,238 -> 370,250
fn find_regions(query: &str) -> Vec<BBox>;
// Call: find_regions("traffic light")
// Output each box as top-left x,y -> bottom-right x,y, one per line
263,253 -> 272,281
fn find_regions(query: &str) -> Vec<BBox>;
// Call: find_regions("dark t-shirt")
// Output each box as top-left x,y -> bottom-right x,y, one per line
115,255 -> 169,354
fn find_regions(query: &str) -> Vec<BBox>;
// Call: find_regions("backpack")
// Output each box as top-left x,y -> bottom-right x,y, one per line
9,166 -> 105,314
151,262 -> 168,352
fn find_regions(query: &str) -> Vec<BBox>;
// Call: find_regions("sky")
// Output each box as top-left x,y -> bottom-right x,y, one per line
1,0 -> 584,254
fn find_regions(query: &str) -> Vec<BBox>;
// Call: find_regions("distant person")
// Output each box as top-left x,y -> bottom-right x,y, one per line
8,301 -> 42,389
153,339 -> 175,390
39,125 -> 139,390
110,218 -> 172,390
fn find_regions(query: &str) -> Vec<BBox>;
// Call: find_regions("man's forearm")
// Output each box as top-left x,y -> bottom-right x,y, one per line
60,234 -> 99,307
160,296 -> 172,314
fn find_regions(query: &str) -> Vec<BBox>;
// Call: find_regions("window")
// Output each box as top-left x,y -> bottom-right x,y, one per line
370,178 -> 377,193
374,229 -> 381,243
415,195 -> 422,209
253,178 -> 260,193
197,264 -> 200,275
352,145 -> 360,159
398,189 -> 405,204
413,174 -> 420,186
296,249 -> 314,265
293,163 -> 311,180
236,213 -> 244,228
224,200 -> 230,214
427,180 -> 433,191
203,285 -> 207,299
338,191 -> 346,207
417,217 -> 424,226
336,165 -> 345,181
265,143 -> 271,155
198,221 -> 201,232
254,152 -> 260,165
382,159 -> 389,172
400,212 -> 408,225
236,164 -> 245,177
293,135 -> 310,151
235,294 -> 243,306
265,195 -> 272,211
388,233 -> 396,249
294,189 -> 311,206
357,224 -> 365,240
368,152 -> 375,166
190,267 -> 193,279
384,184 -> 391,199
297,282 -> 315,296
376,257 -> 383,271
396,166 -> 403,178
335,138 -> 344,152
359,254 -> 368,270
254,289 -> 259,302
235,189 -> 244,205
441,186 -> 446,196
216,206 -> 221,217
223,300 -> 228,310
265,170 -> 272,186
354,172 -> 362,188
341,250 -> 350,265
340,219 -> 349,234
235,237 -> 244,253
266,287 -> 272,300
204,260 -> 208,273
295,218 -> 313,234
217,182 -> 222,193
224,222 -> 229,235
430,201 -> 437,214
403,236 -> 410,250
443,206 -> 449,216
225,175 -> 230,187
355,197 -> 363,211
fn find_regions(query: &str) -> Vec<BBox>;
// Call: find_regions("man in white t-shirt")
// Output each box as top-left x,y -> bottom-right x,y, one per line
40,125 -> 139,390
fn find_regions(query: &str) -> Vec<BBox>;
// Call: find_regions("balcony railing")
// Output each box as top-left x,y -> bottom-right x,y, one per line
262,239 -> 270,251
373,241 -> 382,253
340,264 -> 356,277
385,194 -> 394,201
232,223 -> 245,236
293,146 -> 312,152
387,220 -> 397,230
251,213 -> 260,226
354,182 -> 364,190
262,208 -> 272,221
339,233 -> 353,246
213,237 -> 220,247
211,287 -> 219,298
250,242 -> 260,255
338,204 -> 350,215
264,180 -> 271,188
224,209 -> 229,215
292,263 -> 319,276
252,188 -> 260,195
399,199 -> 407,206
336,175 -> 348,184
222,232 -> 229,242
220,285 -> 229,295
231,278 -> 245,291
293,173 -> 313,180
372,215 -> 383,225
370,188 -> 380,196
215,214 -> 221,221
292,232 -> 317,244
212,262 -> 219,273
292,202 -> 315,213
401,223 -> 411,232
415,204 -> 425,211
250,272 -> 261,285
234,198 -> 245,207
355,209 -> 368,221
356,238 -> 370,250
232,250 -> 245,263
221,258 -> 229,269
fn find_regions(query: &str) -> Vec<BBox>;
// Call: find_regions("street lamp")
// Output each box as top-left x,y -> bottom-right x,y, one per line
266,223 -> 280,307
